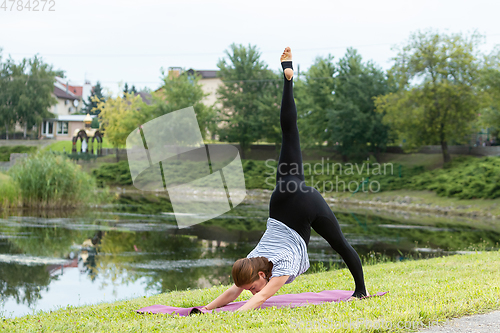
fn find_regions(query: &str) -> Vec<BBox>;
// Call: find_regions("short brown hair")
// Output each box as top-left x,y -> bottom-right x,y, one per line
232,257 -> 273,287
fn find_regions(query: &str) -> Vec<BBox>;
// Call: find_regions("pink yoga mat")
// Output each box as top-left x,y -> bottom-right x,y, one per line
136,290 -> 388,317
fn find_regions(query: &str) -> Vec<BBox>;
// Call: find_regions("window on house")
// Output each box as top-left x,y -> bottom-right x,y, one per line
57,121 -> 69,135
65,99 -> 69,105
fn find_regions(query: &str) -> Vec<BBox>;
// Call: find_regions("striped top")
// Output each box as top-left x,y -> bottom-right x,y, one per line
246,217 -> 310,284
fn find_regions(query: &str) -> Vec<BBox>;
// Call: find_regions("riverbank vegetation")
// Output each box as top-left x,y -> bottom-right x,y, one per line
1,151 -> 110,209
2,251 -> 499,332
90,155 -> 500,199
0,171 -> 19,209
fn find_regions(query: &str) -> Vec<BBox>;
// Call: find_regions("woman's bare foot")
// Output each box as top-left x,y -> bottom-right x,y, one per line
347,290 -> 370,302
280,47 -> 293,81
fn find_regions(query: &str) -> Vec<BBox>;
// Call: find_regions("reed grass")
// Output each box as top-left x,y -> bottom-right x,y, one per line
0,171 -> 21,209
5,150 -> 104,208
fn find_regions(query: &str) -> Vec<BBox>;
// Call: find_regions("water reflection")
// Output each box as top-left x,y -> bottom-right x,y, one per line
0,193 -> 499,318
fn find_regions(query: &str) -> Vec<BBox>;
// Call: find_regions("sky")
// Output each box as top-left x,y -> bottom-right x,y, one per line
1,0 -> 499,97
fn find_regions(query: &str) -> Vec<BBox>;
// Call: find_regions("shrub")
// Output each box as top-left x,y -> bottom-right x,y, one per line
7,150 -> 98,208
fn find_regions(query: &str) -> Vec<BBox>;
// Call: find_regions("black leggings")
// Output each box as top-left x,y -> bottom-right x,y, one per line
269,61 -> 367,296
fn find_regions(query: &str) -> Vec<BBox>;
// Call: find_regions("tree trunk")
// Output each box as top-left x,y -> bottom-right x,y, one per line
441,140 -> 451,163
374,148 -> 381,163
5,123 -> 8,140
24,123 -> 27,139
115,147 -> 120,162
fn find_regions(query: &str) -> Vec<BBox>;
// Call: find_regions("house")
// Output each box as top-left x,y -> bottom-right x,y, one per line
38,78 -> 95,140
154,67 -> 224,140
156,67 -> 222,108
185,69 -> 222,107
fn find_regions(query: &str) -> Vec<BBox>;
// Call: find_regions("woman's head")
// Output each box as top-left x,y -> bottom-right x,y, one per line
232,257 -> 273,294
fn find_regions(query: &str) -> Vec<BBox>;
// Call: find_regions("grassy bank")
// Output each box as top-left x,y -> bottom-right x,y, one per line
41,138 -> 123,154
90,154 -> 500,224
326,189 -> 500,226
90,154 -> 500,198
2,251 -> 499,332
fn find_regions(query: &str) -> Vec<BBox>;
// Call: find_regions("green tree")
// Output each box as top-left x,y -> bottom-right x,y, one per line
17,56 -> 60,139
295,55 -> 335,148
255,71 -> 282,147
328,48 -> 391,161
375,30 -> 485,163
0,53 -> 21,140
216,43 -> 276,157
83,81 -> 105,115
123,82 -> 129,98
144,69 -> 216,140
96,92 -> 145,160
90,116 -> 99,129
478,47 -> 500,140
122,82 -> 138,98
0,52 -> 59,140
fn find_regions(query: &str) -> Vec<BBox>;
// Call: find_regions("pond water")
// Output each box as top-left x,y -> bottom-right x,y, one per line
1,193 -> 499,318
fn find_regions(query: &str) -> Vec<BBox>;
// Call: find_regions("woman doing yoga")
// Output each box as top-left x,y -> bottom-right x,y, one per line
202,47 -> 369,312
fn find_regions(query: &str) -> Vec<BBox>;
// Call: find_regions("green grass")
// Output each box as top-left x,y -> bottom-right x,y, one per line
41,138 -> 123,153
2,251 -> 499,332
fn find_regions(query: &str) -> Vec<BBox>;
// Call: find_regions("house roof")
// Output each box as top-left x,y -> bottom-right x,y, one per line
54,77 -> 87,98
54,86 -> 79,100
154,69 -> 220,92
68,85 -> 83,97
186,69 -> 219,79
54,81 -> 79,100
137,91 -> 152,105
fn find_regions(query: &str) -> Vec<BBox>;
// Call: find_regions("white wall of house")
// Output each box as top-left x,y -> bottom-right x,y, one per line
39,115 -> 96,140
51,96 -> 80,116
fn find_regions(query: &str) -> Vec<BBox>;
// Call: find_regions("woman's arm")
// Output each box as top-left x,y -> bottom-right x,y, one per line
202,284 -> 243,310
236,275 -> 289,312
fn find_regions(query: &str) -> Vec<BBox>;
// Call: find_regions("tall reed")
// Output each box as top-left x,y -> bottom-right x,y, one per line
7,151 -> 98,208
0,172 -> 20,209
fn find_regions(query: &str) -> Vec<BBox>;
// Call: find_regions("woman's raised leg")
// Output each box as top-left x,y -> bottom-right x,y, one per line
276,47 -> 304,184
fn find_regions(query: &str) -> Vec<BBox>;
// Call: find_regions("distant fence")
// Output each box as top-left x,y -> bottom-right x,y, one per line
417,145 -> 500,156
0,133 -> 37,140
3,145 -> 498,171
99,144 -> 500,162
99,145 -> 280,161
